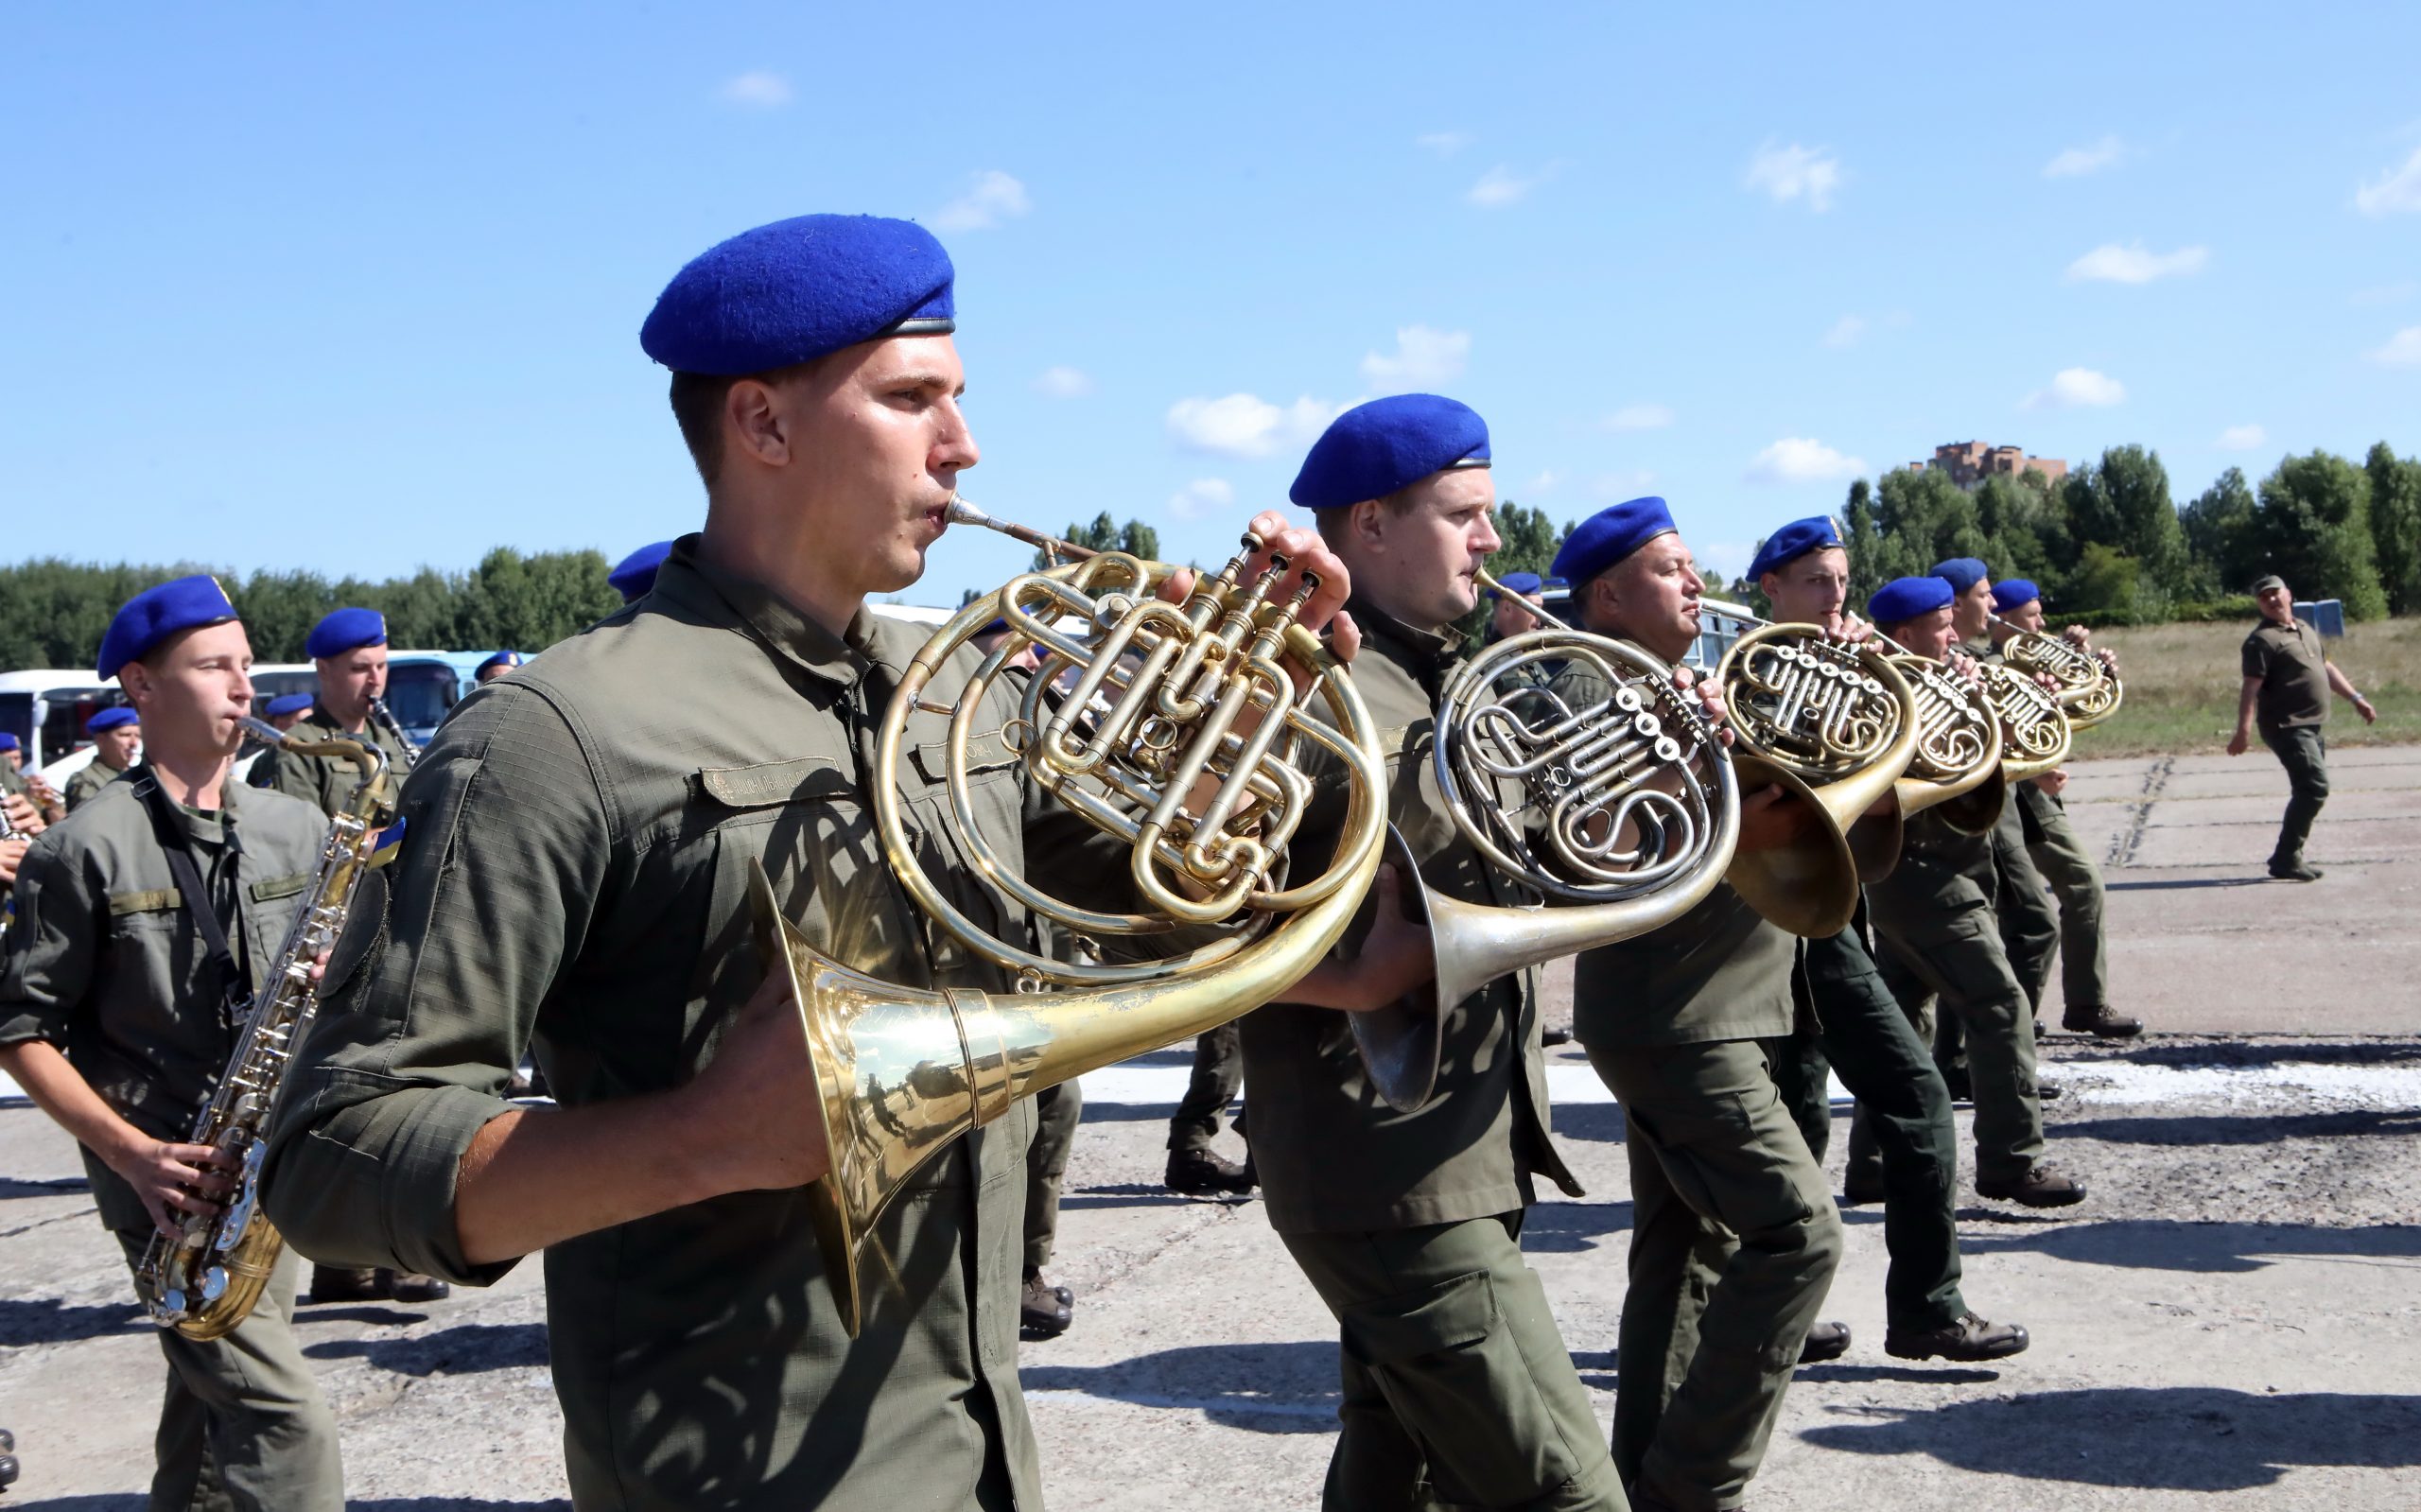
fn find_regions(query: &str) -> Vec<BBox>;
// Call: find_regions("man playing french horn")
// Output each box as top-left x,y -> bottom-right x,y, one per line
1749,518 -> 2031,1365
1549,498 -> 1841,1512
1240,394 -> 1629,1511
259,214 -> 1361,1511
0,575 -> 345,1511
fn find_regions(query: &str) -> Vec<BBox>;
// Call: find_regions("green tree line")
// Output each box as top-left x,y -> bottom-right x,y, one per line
1821,441 -> 2421,623
0,547 -> 623,671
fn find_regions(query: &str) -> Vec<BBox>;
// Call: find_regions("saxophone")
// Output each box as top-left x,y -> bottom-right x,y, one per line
138,719 -> 393,1340
366,694 -> 421,773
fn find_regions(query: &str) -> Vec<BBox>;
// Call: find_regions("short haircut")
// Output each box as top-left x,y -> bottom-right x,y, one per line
668,358 -> 820,488
1310,486 -> 1422,541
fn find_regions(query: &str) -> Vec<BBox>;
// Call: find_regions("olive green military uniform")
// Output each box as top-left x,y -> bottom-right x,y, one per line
1167,1021 -> 1244,1154
1550,652 -> 1840,1512
2003,779 -> 2110,1019
247,704 -> 414,817
1023,1081 -> 1081,1274
63,756 -> 134,811
1,761 -> 28,800
0,770 -> 344,1512
1767,901 -> 1968,1336
2243,616 -> 2334,874
263,539 -> 1137,1512
1243,600 -> 1620,1512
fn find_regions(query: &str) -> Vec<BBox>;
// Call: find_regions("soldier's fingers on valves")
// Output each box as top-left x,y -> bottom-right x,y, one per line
1241,512 -> 1353,636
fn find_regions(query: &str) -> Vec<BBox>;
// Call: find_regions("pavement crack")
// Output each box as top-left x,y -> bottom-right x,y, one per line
2110,754 -> 2173,869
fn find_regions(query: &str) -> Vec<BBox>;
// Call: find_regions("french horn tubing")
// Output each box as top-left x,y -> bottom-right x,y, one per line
749,496 -> 1386,1333
1992,614 -> 2124,729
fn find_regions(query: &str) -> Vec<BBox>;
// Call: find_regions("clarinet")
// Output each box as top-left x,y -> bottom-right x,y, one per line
137,721 -> 392,1340
366,695 -> 421,773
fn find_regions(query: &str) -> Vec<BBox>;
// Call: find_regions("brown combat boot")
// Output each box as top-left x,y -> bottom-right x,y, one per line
1020,1270 -> 1072,1338
2063,1005 -> 2143,1038
1887,1312 -> 2030,1362
1977,1164 -> 2087,1208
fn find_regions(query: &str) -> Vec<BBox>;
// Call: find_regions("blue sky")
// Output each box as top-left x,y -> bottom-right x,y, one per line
7,3 -> 2419,605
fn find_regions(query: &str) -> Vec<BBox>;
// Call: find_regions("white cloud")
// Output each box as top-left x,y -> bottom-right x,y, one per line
1528,470 -> 1564,493
1468,165 -> 1548,208
933,170 -> 1030,233
2368,326 -> 2421,367
1699,542 -> 1755,582
1744,142 -> 1842,212
1165,393 -> 1341,458
1033,366 -> 1093,399
2023,367 -> 2128,409
2217,424 -> 2267,451
718,71 -> 792,108
2044,136 -> 2124,178
1822,315 -> 1868,349
1167,478 -> 1234,521
2065,242 -> 2209,285
1600,403 -> 1674,433
1360,325 -> 1471,390
2355,147 -> 2421,217
1417,131 -> 1470,157
1745,438 -> 1865,485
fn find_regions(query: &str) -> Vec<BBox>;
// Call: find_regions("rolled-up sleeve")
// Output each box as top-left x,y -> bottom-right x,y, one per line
0,838 -> 97,1050
261,686 -> 612,1285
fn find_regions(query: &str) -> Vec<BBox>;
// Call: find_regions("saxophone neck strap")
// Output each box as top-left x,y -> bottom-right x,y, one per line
131,771 -> 249,1032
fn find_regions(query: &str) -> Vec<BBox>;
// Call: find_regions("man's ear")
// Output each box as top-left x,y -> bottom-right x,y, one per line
1347,497 -> 1388,551
724,378 -> 792,468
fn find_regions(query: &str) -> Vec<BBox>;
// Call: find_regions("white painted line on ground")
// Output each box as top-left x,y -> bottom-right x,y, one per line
2061,1062 -> 2421,1111
1023,1388 -> 1340,1420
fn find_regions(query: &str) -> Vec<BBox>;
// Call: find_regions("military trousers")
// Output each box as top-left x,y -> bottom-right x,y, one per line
2016,786 -> 2112,1017
108,1227 -> 344,1512
1166,1021 -> 1243,1153
1869,855 -> 2046,1185
1023,1081 -> 1082,1272
1770,930 -> 1967,1335
1280,1212 -> 1628,1512
1584,1039 -> 1840,1512
2262,725 -> 2330,870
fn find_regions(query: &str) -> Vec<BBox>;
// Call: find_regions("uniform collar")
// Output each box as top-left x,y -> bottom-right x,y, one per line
131,763 -> 244,843
650,533 -> 885,689
1346,593 -> 1463,683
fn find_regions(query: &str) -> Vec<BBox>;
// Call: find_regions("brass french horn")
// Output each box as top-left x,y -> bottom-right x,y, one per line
1992,615 -> 2123,729
749,497 -> 1386,1332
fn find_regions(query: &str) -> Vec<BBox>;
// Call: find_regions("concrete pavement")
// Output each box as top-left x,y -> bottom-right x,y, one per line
3,743 -> 2416,1509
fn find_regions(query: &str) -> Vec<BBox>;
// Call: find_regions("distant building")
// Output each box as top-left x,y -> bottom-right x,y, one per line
1905,441 -> 2069,490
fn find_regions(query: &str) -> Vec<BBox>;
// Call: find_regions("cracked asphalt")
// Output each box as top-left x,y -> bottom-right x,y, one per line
3,744 -> 2416,1509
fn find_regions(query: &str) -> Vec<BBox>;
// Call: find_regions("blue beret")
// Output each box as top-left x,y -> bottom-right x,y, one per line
1290,394 -> 1490,510
477,650 -> 525,674
1990,579 -> 2042,615
1552,497 -> 1679,586
1748,515 -> 1847,582
1487,570 -> 1542,599
1932,557 -> 1989,595
306,607 -> 388,660
640,215 -> 956,375
262,692 -> 316,719
97,575 -> 239,680
1868,576 -> 1955,626
86,706 -> 139,734
610,541 -> 675,603
0,733 -> 19,753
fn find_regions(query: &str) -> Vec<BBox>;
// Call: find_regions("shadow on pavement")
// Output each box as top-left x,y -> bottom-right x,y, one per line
1799,1386 -> 2421,1489
2104,877 -> 2270,892
0,1175 -> 89,1201
1061,1186 -> 1251,1210
1796,1363 -> 2001,1385
1022,1340 -> 1340,1434
1544,1104 -> 1628,1144
303,1321 -> 548,1376
2061,1109 -> 2421,1145
0,1295 -> 143,1347
1073,1103 -> 1181,1124
1959,1219 -> 2421,1274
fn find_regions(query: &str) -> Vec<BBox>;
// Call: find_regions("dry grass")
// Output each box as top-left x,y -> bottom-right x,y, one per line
2066,615 -> 2421,759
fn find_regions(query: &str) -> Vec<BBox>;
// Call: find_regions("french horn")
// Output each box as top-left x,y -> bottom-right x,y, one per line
749,497 -> 1386,1331
1992,615 -> 2123,729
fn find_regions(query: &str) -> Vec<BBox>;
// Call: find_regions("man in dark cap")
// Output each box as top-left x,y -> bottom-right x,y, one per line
0,576 -> 345,1510
263,213 -> 1352,1511
1753,520 -> 2029,1364
1242,392 -> 1623,1511
1549,497 -> 1840,1512
63,706 -> 142,810
2229,574 -> 2376,880
1864,578 -> 2085,1210
1988,581 -> 2139,1036
249,607 -> 416,822
248,604 -> 436,1306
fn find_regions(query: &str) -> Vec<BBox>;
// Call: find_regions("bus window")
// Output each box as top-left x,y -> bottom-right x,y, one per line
0,693 -> 30,752
250,669 -> 319,704
383,662 -> 462,742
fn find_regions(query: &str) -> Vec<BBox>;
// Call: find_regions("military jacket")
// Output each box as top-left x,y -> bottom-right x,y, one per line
1240,600 -> 1580,1235
1550,645 -> 1795,1048
63,756 -> 132,812
2242,616 -> 2330,734
248,704 -> 415,818
0,770 -> 326,1231
1,763 -> 27,799
261,539 -> 1130,1512
1892,638 -> 2012,882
